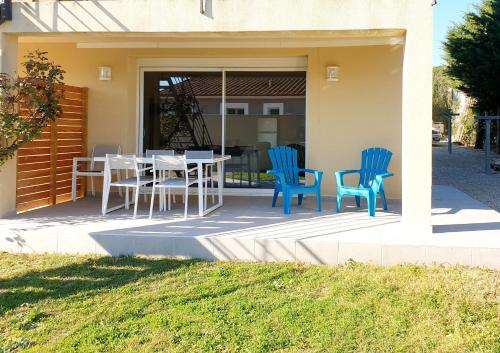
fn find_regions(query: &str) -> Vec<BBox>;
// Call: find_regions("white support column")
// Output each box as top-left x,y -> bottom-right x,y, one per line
401,4 -> 433,233
0,33 -> 18,218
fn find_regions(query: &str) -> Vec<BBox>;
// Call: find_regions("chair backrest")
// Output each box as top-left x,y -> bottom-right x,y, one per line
268,146 -> 299,185
185,150 -> 214,160
145,149 -> 175,157
92,144 -> 121,158
106,154 -> 137,172
358,147 -> 393,187
152,155 -> 187,172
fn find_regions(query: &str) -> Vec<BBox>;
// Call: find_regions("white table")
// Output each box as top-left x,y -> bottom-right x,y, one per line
72,155 -> 231,217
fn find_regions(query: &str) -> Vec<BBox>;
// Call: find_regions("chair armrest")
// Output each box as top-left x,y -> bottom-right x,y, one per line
187,166 -> 198,173
371,172 -> 394,192
138,167 -> 153,173
73,157 -> 93,162
298,168 -> 323,186
267,169 -> 287,186
335,169 -> 360,186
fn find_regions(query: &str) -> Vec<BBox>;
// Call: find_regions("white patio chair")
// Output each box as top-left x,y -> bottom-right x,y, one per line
102,154 -> 153,219
72,144 -> 122,202
185,150 -> 215,208
149,155 -> 197,220
145,149 -> 176,207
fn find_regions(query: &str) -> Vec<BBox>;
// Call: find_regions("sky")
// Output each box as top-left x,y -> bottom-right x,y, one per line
433,0 -> 480,66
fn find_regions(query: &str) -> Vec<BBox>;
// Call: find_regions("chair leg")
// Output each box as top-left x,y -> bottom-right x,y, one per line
355,195 -> 361,207
204,177 -> 208,210
298,194 -> 303,206
143,187 -> 148,204
380,189 -> 388,211
102,183 -> 111,216
211,174 -> 215,204
71,173 -> 77,202
336,194 -> 342,213
367,192 -> 376,217
272,189 -> 279,207
184,187 -> 189,220
117,172 -> 123,197
125,187 -> 129,209
168,188 -> 171,211
149,186 -> 156,220
90,176 -> 95,197
316,191 -> 322,212
133,187 -> 140,219
283,190 -> 292,215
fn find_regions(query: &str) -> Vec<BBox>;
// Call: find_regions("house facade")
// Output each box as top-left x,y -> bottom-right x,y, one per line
0,0 -> 433,232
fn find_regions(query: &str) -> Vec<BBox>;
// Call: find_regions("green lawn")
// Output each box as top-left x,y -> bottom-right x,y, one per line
0,254 -> 498,353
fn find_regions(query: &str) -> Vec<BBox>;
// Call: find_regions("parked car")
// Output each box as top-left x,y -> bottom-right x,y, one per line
432,128 -> 442,142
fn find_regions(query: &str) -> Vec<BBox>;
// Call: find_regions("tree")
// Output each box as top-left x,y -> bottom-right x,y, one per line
444,0 -> 500,150
433,66 -> 458,124
0,50 -> 65,168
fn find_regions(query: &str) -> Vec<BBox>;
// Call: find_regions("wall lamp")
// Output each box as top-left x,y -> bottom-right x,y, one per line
98,66 -> 112,81
326,66 -> 340,81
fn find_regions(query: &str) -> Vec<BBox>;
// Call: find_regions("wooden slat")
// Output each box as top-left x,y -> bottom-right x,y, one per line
17,147 -> 51,156
19,140 -> 51,149
17,169 -> 51,181
58,125 -> 83,133
59,112 -> 84,120
57,146 -> 82,154
59,98 -> 84,107
62,85 -> 83,93
17,162 -> 52,173
17,175 -> 52,188
57,118 -> 83,126
17,199 -> 51,213
17,191 -> 51,205
61,105 -> 83,114
17,183 -> 51,197
57,132 -> 83,139
56,179 -> 81,189
56,139 -> 83,147
63,91 -> 82,100
18,155 -> 52,164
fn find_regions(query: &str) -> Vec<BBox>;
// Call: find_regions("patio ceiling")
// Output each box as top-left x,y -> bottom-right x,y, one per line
17,29 -> 406,48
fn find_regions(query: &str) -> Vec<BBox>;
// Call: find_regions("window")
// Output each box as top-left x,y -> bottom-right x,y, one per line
263,103 -> 284,116
220,103 -> 249,115
227,108 -> 245,115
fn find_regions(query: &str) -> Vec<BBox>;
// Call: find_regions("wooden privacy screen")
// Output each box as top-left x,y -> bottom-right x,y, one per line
16,85 -> 88,212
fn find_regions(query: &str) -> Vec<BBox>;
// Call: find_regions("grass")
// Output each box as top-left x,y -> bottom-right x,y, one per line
0,254 -> 498,353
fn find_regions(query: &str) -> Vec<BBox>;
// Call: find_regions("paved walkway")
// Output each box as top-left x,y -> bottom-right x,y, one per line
433,144 -> 500,211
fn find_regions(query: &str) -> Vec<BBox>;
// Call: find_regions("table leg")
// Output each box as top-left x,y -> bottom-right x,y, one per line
218,160 -> 223,204
197,163 -> 204,217
101,166 -> 108,215
72,159 -> 77,202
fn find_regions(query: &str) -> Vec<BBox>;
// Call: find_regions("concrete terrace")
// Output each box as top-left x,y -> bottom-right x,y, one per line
1,186 -> 499,269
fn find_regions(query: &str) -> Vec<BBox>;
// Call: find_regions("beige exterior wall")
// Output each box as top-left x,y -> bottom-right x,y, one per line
0,0 -> 432,229
17,43 -> 403,199
0,34 -> 19,218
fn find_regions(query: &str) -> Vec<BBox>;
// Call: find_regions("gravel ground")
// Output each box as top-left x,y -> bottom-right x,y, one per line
433,144 -> 500,211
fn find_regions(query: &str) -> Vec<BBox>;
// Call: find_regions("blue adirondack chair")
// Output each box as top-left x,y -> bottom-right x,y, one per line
267,146 -> 323,214
335,147 -> 394,217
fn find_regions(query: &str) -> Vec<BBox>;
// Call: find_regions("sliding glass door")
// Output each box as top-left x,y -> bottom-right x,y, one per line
224,71 -> 306,189
141,69 -> 306,191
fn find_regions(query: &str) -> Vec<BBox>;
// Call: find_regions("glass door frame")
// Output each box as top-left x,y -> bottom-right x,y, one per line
138,61 -> 307,195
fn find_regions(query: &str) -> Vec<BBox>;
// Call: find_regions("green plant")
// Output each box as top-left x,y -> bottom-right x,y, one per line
0,50 -> 65,168
432,66 -> 458,124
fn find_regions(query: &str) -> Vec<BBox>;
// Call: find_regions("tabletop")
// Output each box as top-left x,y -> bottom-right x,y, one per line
75,155 -> 231,164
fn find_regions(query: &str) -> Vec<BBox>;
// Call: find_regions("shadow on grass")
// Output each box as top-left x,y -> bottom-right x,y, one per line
0,256 -> 197,315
